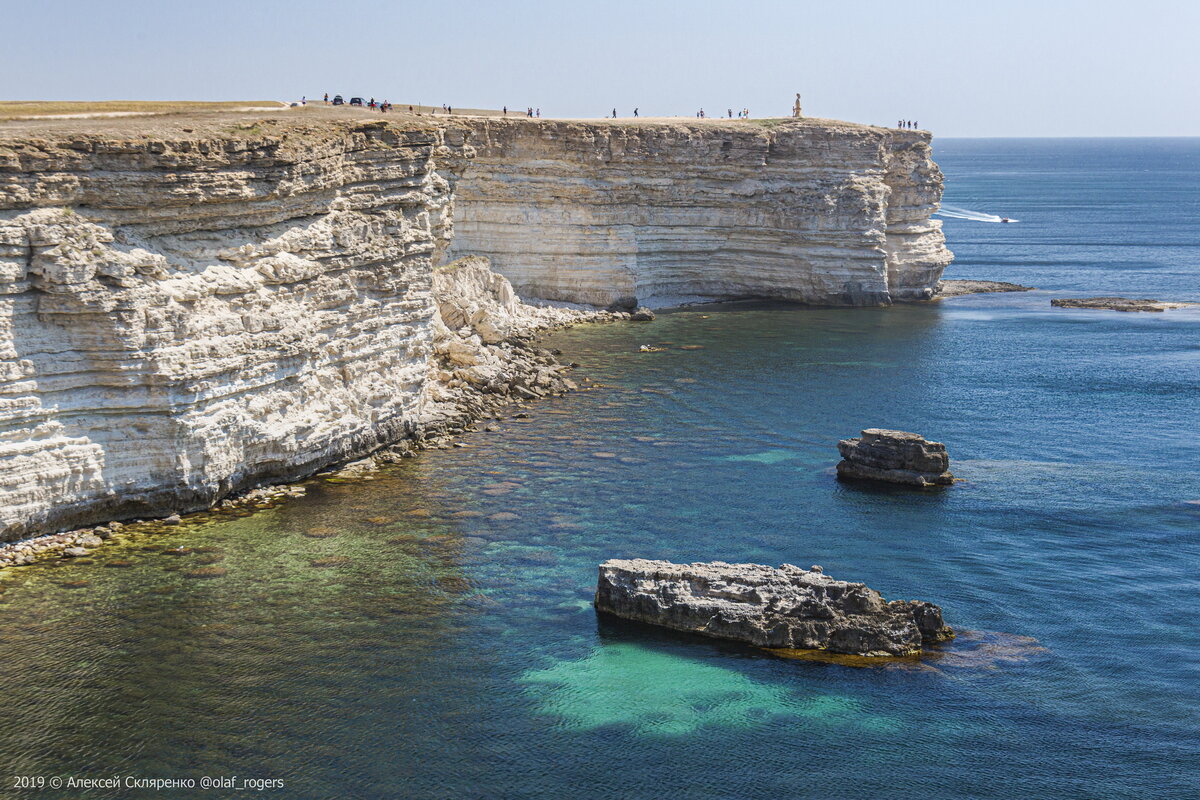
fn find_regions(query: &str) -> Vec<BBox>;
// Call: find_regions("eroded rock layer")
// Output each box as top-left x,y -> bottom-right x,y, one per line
836,428 -> 954,487
595,558 -> 954,656
0,113 -> 953,541
449,118 -> 952,307
0,120 -> 472,539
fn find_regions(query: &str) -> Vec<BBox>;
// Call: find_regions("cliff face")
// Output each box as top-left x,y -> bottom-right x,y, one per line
0,112 -> 952,541
448,118 -> 951,307
0,120 -> 470,538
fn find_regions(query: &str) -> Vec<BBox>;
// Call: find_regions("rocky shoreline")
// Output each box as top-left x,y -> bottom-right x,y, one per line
0,258 -> 624,570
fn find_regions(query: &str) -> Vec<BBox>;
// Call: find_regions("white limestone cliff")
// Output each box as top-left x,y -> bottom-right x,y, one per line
0,114 -> 952,541
0,121 -> 473,538
448,118 -> 951,307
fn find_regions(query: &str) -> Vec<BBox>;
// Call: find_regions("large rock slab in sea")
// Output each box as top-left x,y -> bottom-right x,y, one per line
1050,296 -> 1198,312
595,559 -> 954,657
836,428 -> 954,487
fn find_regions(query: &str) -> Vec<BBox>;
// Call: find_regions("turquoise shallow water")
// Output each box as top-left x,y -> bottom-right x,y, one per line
0,139 -> 1198,799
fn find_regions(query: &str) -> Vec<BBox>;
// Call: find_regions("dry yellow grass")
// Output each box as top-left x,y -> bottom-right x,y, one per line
0,101 -> 285,120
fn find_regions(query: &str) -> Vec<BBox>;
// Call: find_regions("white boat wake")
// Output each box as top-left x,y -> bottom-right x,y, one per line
935,205 -> 1017,223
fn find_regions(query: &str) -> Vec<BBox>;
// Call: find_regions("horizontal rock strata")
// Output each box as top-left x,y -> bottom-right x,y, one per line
0,112 -> 953,541
595,558 -> 954,656
837,428 -> 953,487
449,118 -> 952,308
0,119 -> 477,540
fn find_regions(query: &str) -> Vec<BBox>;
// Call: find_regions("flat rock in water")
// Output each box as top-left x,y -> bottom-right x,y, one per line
836,428 -> 953,487
595,559 -> 953,657
1050,297 -> 1198,312
936,279 -> 1035,297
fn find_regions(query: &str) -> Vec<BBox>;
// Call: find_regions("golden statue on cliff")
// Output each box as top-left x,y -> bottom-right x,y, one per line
792,93 -> 803,118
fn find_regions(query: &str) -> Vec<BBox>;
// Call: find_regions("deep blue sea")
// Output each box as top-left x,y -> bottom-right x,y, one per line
0,138 -> 1196,799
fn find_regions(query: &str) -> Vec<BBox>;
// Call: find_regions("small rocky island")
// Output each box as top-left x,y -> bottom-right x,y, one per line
836,428 -> 954,487
937,279 -> 1035,297
595,559 -> 954,657
1050,297 -> 1199,312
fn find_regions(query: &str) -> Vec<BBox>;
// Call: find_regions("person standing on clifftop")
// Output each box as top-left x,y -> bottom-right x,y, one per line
324,93 -> 329,104
634,107 -> 638,117
612,108 -> 617,118
503,106 -> 507,115
536,108 -> 540,118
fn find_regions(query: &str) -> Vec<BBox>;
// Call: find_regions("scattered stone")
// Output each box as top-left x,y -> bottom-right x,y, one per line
936,280 -> 1035,297
75,534 -> 104,547
630,307 -> 656,321
595,559 -> 953,657
162,514 -> 182,525
1050,297 -> 1198,312
836,428 -> 954,487
62,547 -> 89,558
638,345 -> 666,353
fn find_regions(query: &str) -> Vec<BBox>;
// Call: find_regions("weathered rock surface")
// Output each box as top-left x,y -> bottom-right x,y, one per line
1050,297 -> 1198,312
449,118 -> 952,308
595,558 -> 953,656
836,428 -> 953,487
0,119 -> 474,540
0,112 -> 952,542
937,279 -> 1035,297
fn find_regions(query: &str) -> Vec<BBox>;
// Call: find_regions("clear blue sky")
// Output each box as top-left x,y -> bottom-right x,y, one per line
3,0 -> 1197,137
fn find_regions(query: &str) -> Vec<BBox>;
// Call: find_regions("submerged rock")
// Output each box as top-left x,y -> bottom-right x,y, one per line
836,428 -> 953,487
1050,297 -> 1198,312
595,559 -> 953,657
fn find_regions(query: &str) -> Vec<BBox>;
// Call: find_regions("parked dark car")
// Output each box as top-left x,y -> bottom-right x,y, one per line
349,97 -> 364,107
331,95 -> 344,105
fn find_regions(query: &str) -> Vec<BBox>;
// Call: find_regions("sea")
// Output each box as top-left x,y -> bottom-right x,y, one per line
0,138 -> 1197,799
